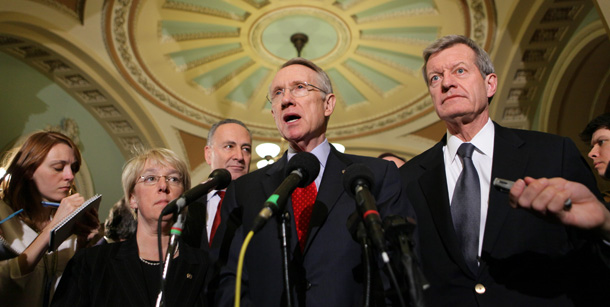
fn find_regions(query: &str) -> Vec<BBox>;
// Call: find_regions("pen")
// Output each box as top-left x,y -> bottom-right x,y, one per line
42,201 -> 60,208
0,209 -> 23,225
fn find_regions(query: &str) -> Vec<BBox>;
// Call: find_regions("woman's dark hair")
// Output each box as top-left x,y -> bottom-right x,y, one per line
0,131 -> 81,229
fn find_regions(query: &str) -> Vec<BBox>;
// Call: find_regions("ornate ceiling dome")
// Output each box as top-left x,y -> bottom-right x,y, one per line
105,0 -> 494,141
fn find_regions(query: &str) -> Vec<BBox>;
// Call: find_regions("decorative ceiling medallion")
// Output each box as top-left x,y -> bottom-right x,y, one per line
104,0 -> 495,140
250,6 -> 351,66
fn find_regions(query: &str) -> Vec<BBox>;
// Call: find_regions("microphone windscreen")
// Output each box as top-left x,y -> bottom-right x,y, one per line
210,168 -> 232,190
342,163 -> 375,197
286,152 -> 320,188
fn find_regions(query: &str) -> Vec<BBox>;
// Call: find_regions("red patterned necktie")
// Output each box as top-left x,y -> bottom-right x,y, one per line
292,181 -> 317,251
209,190 -> 225,246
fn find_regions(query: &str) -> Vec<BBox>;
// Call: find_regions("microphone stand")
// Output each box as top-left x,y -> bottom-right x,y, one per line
384,216 -> 427,307
355,220 -> 373,307
279,212 -> 293,307
155,208 -> 186,307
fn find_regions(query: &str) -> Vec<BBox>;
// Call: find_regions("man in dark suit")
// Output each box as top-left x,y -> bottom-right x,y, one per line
400,35 -> 610,306
214,58 -> 404,306
183,119 -> 252,249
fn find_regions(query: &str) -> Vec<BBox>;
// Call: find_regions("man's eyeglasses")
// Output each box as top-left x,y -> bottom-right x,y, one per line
137,175 -> 183,186
266,82 -> 326,104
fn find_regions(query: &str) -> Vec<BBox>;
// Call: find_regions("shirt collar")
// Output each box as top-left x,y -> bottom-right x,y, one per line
287,139 -> 330,176
446,118 -> 494,161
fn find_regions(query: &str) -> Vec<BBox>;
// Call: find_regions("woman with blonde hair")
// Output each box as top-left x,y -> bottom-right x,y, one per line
0,131 -> 99,306
53,148 -> 213,306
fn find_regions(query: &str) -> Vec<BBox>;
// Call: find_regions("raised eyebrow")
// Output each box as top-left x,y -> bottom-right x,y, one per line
426,70 -> 441,79
272,80 -> 306,91
451,62 -> 469,71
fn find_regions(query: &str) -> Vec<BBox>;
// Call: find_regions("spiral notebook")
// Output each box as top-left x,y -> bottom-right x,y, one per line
49,194 -> 102,250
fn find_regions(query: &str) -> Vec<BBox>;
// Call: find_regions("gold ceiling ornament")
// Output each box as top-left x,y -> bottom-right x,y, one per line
104,0 -> 495,140
248,5 -> 352,66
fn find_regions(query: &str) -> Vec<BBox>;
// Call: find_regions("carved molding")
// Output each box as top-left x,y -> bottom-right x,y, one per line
0,34 -> 151,155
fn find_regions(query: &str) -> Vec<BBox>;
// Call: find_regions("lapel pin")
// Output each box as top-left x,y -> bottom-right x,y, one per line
186,273 -> 192,279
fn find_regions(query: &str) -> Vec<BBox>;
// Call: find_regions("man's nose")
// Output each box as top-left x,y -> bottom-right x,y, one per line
441,73 -> 455,91
589,146 -> 599,159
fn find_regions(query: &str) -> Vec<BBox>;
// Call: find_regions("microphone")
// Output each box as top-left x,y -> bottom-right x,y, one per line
251,152 -> 320,233
161,168 -> 232,216
343,163 -> 388,257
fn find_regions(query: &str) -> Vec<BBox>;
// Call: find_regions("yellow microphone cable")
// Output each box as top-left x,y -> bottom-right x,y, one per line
235,230 -> 254,307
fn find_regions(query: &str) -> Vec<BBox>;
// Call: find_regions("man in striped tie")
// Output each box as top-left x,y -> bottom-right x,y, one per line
400,34 -> 610,306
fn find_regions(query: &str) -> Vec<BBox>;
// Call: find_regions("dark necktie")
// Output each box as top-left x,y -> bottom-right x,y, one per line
292,181 -> 317,251
209,190 -> 225,246
450,143 -> 480,274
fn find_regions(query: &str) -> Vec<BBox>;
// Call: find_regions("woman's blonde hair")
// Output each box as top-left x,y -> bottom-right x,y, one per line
121,148 -> 191,202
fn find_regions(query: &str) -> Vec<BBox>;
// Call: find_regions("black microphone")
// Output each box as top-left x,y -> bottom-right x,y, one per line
251,152 -> 320,233
161,168 -> 232,216
343,163 -> 388,257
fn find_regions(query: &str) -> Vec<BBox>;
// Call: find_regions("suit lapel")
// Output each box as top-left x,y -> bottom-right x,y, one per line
303,148 -> 348,254
166,245 -> 205,306
264,153 -> 288,198
265,154 -> 300,252
112,238 -> 151,306
418,141 -> 474,276
482,123 -> 527,254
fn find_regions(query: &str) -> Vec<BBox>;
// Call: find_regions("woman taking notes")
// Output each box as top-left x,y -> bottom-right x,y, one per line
53,148 -> 213,306
0,131 -> 99,306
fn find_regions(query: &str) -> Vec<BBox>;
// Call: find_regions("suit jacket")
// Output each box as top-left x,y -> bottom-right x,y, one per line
214,147 -> 406,306
400,122 -> 610,306
51,237 -> 213,307
183,194 -> 211,250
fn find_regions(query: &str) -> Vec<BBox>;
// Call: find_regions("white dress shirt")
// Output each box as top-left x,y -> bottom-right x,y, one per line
287,139 -> 331,189
205,190 -> 224,241
443,118 -> 495,256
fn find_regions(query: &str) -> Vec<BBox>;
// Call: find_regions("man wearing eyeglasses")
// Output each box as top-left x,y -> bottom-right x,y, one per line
213,58 -> 405,306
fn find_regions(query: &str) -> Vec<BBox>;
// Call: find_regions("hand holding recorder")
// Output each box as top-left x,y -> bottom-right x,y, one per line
501,176 -> 610,240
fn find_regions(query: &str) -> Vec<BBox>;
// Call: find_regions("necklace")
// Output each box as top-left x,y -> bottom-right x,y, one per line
139,256 -> 160,266
138,242 -> 179,266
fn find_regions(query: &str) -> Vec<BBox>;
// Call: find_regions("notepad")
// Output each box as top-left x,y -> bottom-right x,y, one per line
49,194 -> 102,250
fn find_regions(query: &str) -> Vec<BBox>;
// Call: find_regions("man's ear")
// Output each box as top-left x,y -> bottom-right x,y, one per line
485,73 -> 497,98
204,145 -> 212,165
324,93 -> 336,117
